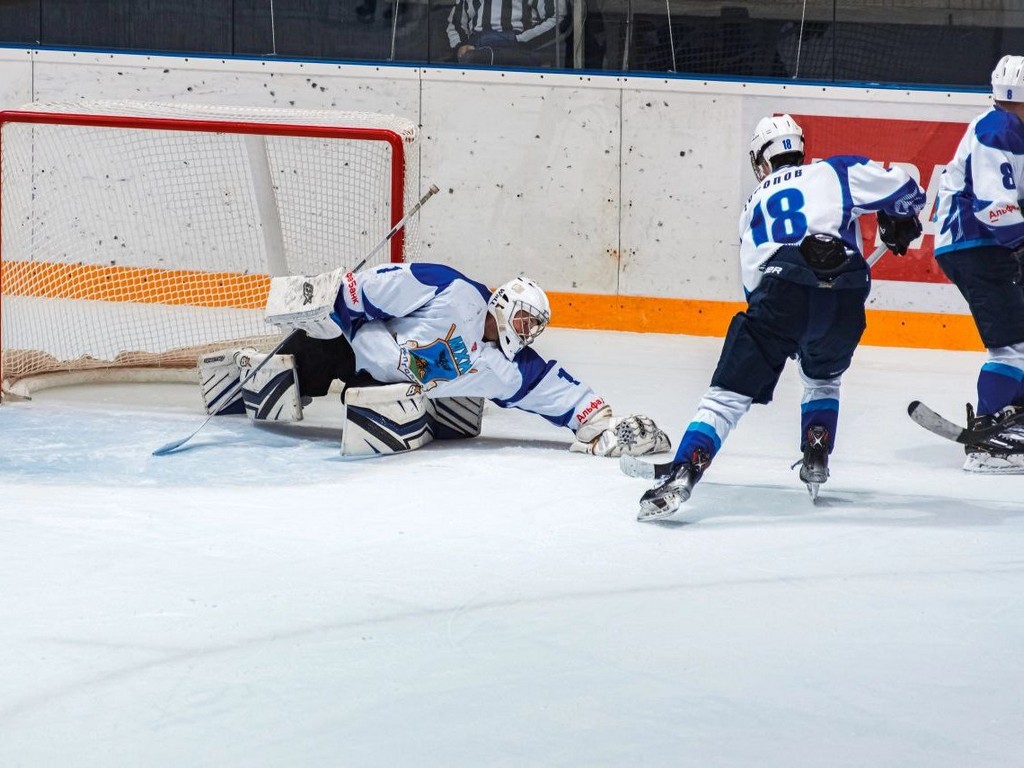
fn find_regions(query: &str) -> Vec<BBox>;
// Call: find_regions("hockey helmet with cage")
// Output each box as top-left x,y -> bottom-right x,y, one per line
992,55 -> 1024,102
749,114 -> 805,181
487,276 -> 551,360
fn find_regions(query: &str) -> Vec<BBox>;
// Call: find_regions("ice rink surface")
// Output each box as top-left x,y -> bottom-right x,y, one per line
1,328 -> 1022,767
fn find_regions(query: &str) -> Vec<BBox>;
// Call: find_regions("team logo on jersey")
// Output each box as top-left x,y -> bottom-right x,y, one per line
398,324 -> 477,390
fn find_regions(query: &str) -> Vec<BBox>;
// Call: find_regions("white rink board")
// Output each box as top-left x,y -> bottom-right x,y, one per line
620,88 -> 745,300
0,48 -> 992,314
419,69 -> 622,292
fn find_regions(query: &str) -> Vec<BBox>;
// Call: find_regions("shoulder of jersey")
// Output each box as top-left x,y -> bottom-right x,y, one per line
975,108 -> 1024,154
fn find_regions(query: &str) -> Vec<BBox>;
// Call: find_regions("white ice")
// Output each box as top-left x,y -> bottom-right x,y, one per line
1,329 -> 1022,767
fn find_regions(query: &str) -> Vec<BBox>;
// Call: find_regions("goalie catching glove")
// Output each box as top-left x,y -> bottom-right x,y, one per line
569,404 -> 671,457
877,210 -> 922,256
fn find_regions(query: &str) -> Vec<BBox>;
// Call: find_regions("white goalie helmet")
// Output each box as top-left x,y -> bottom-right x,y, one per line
992,55 -> 1024,102
487,275 -> 552,360
749,114 -> 805,181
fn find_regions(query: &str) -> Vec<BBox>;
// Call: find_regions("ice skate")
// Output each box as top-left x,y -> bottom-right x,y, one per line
797,424 -> 830,501
963,404 -> 1024,474
637,447 -> 711,522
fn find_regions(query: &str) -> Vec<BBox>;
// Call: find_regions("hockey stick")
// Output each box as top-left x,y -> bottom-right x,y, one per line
907,400 -> 1024,445
152,183 -> 440,456
866,243 -> 887,268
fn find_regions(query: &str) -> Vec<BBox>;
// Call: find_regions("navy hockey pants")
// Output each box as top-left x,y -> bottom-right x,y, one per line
711,274 -> 871,405
936,245 -> 1024,349
279,331 -> 380,397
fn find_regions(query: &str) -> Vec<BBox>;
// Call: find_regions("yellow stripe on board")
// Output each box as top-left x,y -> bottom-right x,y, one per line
547,292 -> 984,352
2,261 -> 270,309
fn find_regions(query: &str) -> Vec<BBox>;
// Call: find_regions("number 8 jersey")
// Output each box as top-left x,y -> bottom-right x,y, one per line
737,155 -> 925,294
933,106 -> 1024,256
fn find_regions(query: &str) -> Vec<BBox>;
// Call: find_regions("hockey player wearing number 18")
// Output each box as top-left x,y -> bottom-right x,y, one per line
201,262 -> 670,458
633,114 -> 926,520
928,55 -> 1024,473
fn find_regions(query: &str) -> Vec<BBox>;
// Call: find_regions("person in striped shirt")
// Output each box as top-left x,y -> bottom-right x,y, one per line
447,0 -> 571,67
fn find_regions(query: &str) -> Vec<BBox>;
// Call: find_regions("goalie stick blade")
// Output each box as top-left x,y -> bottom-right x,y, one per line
619,454 -> 676,481
906,400 -> 1024,446
152,429 -> 202,456
152,438 -> 190,456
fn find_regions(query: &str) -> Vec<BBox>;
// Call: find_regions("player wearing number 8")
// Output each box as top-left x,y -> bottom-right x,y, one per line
634,113 -> 925,519
932,55 -> 1024,473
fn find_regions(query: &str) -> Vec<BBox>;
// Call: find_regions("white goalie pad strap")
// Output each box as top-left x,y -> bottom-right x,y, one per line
239,353 -> 303,422
264,268 -> 345,339
429,396 -> 485,439
198,347 -> 245,415
341,382 -> 434,457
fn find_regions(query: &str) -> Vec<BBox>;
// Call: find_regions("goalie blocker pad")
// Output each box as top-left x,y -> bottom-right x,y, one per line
264,268 -> 346,340
340,383 -> 485,458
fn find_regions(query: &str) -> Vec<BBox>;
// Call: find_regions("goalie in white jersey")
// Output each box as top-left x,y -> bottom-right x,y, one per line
635,113 -> 926,520
201,262 -> 669,458
932,55 -> 1024,473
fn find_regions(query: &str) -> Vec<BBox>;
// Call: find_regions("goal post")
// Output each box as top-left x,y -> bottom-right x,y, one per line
0,100 -> 422,398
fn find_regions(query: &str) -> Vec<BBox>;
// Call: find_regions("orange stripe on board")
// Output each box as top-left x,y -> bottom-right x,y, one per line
548,292 -> 984,352
3,261 -> 271,309
1,263 -> 983,352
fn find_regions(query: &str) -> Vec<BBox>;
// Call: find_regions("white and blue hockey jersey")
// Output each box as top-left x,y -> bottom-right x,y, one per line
934,107 -> 1024,255
738,156 -> 926,294
331,262 -> 605,431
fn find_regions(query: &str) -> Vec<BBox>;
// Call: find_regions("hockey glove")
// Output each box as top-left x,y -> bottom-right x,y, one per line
614,415 -> 671,456
569,413 -> 671,457
570,404 -> 616,455
877,210 -> 922,256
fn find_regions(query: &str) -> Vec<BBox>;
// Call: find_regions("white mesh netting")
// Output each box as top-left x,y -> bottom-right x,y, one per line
1,100 -> 421,393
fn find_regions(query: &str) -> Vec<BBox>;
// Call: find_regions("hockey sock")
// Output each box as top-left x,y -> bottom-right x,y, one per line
977,361 -> 1024,415
674,426 -> 719,465
800,398 -> 839,452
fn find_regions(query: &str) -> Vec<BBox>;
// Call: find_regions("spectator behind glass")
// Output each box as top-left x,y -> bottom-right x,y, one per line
447,0 -> 572,67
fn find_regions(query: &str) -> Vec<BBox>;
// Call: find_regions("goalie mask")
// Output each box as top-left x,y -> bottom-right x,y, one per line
487,276 -> 551,360
992,55 -> 1024,102
749,114 -> 804,181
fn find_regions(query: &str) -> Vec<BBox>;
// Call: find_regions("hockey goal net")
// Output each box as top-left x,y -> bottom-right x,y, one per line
0,100 -> 421,398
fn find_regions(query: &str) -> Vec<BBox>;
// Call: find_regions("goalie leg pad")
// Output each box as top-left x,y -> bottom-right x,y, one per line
197,348 -> 248,415
429,396 -> 485,440
264,268 -> 345,340
239,353 -> 303,422
341,382 -> 434,457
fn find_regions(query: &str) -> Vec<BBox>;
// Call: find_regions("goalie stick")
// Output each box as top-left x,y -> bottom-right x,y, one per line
152,183 -> 440,456
907,400 -> 1024,445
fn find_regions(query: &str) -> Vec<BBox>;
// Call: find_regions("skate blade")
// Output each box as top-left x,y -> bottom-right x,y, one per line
637,487 -> 690,522
637,502 -> 679,522
962,463 -> 1024,475
805,482 -> 820,503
